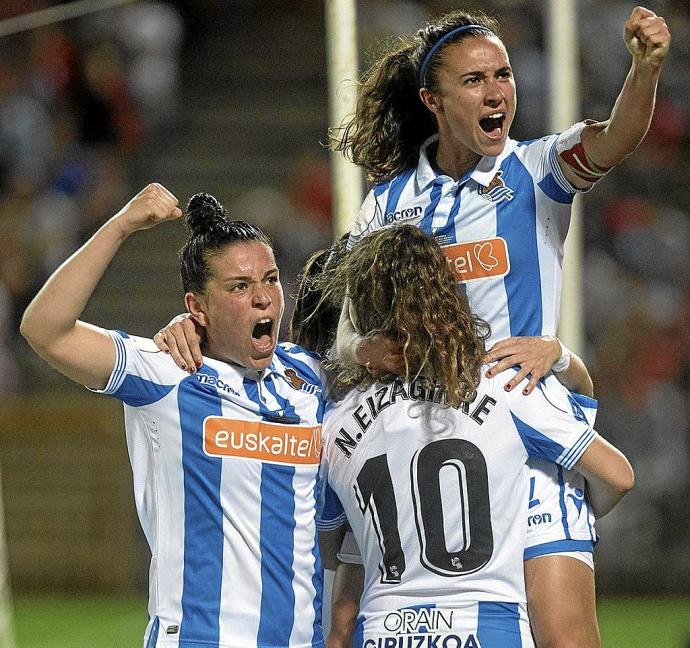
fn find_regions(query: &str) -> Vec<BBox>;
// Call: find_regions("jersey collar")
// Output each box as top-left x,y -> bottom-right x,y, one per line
415,135 -> 516,192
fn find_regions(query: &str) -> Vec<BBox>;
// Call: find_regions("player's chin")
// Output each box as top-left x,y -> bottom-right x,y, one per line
248,348 -> 276,371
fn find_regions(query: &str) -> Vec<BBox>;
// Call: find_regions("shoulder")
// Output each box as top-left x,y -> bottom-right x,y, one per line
274,343 -> 327,391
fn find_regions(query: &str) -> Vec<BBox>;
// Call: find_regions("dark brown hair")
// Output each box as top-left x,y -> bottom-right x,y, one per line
330,10 -> 499,183
179,192 -> 272,294
288,235 -> 349,355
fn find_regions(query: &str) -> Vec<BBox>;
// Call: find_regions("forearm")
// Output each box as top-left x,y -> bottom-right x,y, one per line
585,61 -> 661,167
335,296 -> 361,364
21,217 -> 129,348
328,562 -> 363,648
553,351 -> 593,397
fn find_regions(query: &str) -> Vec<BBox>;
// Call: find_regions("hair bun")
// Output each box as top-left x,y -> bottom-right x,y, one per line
185,192 -> 227,233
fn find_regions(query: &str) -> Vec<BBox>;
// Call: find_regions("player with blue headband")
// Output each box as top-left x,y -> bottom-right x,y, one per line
330,6 -> 670,648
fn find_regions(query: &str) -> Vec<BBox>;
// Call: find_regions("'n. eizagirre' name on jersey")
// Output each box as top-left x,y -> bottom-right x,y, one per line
94,330 -> 327,648
318,369 -> 596,646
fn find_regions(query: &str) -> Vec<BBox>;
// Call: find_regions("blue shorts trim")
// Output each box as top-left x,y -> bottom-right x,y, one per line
524,539 -> 594,560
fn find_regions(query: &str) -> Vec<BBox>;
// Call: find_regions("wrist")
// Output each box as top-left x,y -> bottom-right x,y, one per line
107,212 -> 138,241
552,338 -> 571,374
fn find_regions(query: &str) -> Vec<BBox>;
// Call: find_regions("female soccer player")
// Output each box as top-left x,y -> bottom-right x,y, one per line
318,224 -> 633,647
333,6 -> 669,646
20,184 -> 327,648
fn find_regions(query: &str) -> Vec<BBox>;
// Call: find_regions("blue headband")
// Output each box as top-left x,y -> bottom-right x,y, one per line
419,24 -> 494,87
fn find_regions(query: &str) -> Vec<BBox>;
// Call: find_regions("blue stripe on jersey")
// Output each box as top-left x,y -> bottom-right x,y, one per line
418,182 -> 443,234
264,377 -> 298,421
353,615 -> 365,648
538,173 -> 573,204
476,601 -> 522,647
511,413 -> 566,463
557,465 -> 571,539
114,375 -> 175,407
178,372 -> 224,645
374,178 -> 392,198
442,190 -> 462,244
145,616 -> 159,648
384,168 -> 415,216
496,154 -> 542,337
243,378 -> 299,646
310,496 -> 325,647
523,538 -> 594,560
258,463 -> 297,646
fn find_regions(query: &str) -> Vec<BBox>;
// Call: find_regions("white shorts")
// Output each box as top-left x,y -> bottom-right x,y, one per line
523,457 -> 597,563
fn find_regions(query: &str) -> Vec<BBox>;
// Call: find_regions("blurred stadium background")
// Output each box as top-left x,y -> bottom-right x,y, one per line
0,0 -> 688,646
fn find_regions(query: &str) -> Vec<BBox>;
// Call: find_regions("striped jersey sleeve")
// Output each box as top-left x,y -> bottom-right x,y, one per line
91,330 -> 183,405
504,373 -> 597,469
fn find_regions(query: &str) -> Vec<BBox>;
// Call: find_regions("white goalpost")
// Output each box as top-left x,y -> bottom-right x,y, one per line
547,0 -> 584,356
325,0 -> 364,239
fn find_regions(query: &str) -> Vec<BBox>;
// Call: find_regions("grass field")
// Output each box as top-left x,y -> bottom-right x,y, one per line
11,595 -> 690,647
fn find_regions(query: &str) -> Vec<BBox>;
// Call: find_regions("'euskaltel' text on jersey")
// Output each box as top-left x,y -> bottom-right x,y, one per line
93,331 -> 327,648
348,125 -> 597,560
317,371 -> 597,647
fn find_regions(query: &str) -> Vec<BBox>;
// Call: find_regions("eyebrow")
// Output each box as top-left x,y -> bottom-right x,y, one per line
224,268 -> 279,282
461,65 -> 511,78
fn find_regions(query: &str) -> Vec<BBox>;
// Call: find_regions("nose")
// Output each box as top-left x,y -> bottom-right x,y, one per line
252,284 -> 272,309
485,79 -> 505,106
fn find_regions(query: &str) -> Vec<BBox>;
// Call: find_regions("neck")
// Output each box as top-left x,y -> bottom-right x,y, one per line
434,138 -> 482,181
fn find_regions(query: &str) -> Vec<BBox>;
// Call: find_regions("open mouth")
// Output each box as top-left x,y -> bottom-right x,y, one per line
479,112 -> 506,137
251,318 -> 274,354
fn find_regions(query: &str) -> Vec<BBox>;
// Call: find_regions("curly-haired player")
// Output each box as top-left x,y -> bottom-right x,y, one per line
317,225 -> 633,647
334,6 -> 669,646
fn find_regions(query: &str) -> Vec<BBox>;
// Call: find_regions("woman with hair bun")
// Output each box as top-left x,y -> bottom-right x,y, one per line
20,183 -> 328,648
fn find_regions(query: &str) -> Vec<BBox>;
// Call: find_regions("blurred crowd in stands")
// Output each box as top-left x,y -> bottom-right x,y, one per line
0,0 -> 688,592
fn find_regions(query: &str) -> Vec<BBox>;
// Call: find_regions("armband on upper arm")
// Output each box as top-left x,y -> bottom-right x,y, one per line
556,121 -> 612,184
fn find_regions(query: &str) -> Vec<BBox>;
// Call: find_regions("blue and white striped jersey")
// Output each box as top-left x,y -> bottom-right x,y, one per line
348,126 -> 597,560
349,128 -> 587,346
95,331 -> 327,648
318,370 -> 597,647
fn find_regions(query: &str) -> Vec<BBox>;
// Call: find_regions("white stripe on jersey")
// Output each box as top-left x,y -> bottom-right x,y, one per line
94,332 -> 326,648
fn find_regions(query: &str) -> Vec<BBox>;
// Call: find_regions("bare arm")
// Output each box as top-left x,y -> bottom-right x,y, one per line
559,6 -> 670,188
328,562 -> 363,648
20,183 -> 182,389
574,436 -> 634,518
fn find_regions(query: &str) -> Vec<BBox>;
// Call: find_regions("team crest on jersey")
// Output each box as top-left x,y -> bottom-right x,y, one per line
283,368 -> 322,395
478,170 -> 514,203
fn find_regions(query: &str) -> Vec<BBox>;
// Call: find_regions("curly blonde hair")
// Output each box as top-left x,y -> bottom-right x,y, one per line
325,225 -> 489,407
